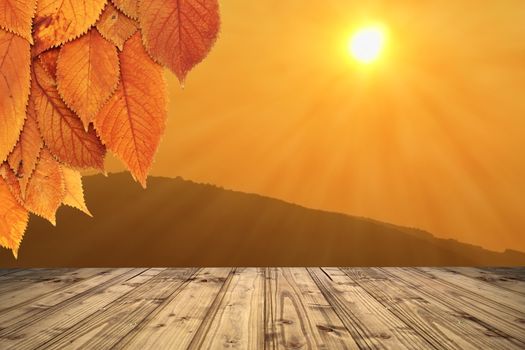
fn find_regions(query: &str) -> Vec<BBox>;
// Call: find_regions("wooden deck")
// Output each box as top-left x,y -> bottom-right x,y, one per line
0,268 -> 524,349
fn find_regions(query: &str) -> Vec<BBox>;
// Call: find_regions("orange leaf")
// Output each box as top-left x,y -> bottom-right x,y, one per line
97,3 -> 138,50
0,29 -> 30,163
0,176 -> 28,258
95,33 -> 167,187
24,148 -> 65,225
62,166 -> 92,217
38,47 -> 60,79
32,59 -> 106,170
138,0 -> 220,82
33,0 -> 107,55
111,0 -> 138,19
7,101 -> 43,197
0,0 -> 36,43
0,162 -> 22,202
57,29 -> 120,127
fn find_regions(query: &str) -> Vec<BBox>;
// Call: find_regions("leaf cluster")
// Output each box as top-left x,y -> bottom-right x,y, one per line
0,0 -> 220,257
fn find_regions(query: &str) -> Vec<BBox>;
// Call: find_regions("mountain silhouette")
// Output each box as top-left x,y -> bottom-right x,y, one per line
1,173 -> 524,267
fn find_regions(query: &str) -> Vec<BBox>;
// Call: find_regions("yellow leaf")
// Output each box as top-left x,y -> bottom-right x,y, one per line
61,166 -> 92,216
33,0 -> 107,55
24,148 -> 65,225
32,59 -> 107,170
0,175 -> 29,258
111,0 -> 138,19
0,162 -> 22,202
97,3 -> 138,50
138,0 -> 220,82
7,100 -> 43,198
95,33 -> 167,187
0,29 -> 30,163
57,29 -> 120,127
0,0 -> 36,43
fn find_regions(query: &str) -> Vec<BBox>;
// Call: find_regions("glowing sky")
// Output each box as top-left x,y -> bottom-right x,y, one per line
105,0 -> 525,252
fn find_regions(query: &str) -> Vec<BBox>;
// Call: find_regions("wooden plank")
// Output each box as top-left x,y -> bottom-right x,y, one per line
308,267 -> 430,349
0,268 -> 136,328
0,268 -> 110,313
0,269 -> 71,288
0,269 -> 20,278
0,268 -> 145,349
37,268 -> 197,350
188,268 -> 266,349
342,267 -> 522,350
382,268 -> 525,346
483,268 -> 525,281
0,269 -> 85,302
0,268 -> 62,279
0,269 -> 65,295
264,267 -> 358,350
114,268 -> 232,350
0,268 -> 148,349
185,269 -> 237,350
444,267 -> 525,295
419,268 -> 525,311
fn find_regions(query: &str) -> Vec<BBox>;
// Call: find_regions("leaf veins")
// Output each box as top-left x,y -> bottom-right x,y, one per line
62,166 -> 92,217
138,0 -> 220,82
0,162 -> 22,202
57,29 -> 120,127
7,100 -> 44,198
97,2 -> 138,51
33,0 -> 107,55
0,29 -> 30,163
111,0 -> 138,19
24,148 -> 65,225
0,0 -> 36,43
95,33 -> 167,188
32,59 -> 106,170
0,174 -> 29,258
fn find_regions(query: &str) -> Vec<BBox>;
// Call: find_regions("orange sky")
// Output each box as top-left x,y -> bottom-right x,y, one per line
106,1 -> 525,252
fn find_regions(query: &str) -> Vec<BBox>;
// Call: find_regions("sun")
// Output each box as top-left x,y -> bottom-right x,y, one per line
348,25 -> 386,64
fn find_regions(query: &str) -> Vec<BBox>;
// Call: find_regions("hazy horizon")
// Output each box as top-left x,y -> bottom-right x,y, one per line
94,170 -> 524,255
4,172 -> 525,266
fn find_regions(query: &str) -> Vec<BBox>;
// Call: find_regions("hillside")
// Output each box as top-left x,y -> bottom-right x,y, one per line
1,173 -> 524,267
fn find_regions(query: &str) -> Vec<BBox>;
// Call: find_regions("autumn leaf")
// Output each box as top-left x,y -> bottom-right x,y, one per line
0,0 -> 36,43
62,166 -> 92,216
57,29 -> 120,127
0,29 -> 30,163
32,59 -> 106,170
111,0 -> 138,19
0,176 -> 28,258
95,33 -> 167,187
138,0 -> 220,82
7,101 -> 44,197
33,0 -> 107,55
24,148 -> 65,225
97,3 -> 138,51
38,47 -> 60,79
0,162 -> 22,201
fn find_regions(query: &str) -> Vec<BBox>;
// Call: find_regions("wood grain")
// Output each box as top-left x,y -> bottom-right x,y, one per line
191,268 -> 265,349
265,267 -> 358,349
0,267 -> 523,349
382,267 -> 525,347
342,267 -> 520,349
114,268 -> 232,349
443,267 -> 525,295
308,267 -> 430,349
